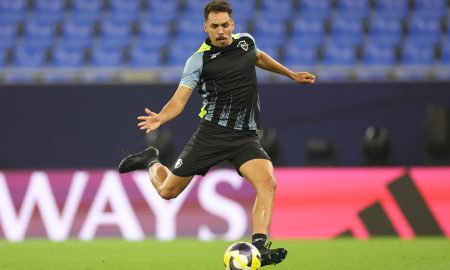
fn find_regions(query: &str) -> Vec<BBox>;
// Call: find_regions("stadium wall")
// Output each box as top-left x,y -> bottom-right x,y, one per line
0,168 -> 449,241
1,82 -> 450,168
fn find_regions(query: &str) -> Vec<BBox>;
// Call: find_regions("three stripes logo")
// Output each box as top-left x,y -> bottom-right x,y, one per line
338,173 -> 444,237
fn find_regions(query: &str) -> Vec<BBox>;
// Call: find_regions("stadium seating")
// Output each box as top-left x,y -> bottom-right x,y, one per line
298,0 -> 332,20
291,17 -> 325,47
0,0 -> 27,23
330,17 -> 364,46
362,43 -> 396,67
0,0 -> 449,83
128,43 -> 162,68
323,43 -> 357,66
23,18 -> 56,49
369,14 -> 404,46
51,43 -> 85,68
90,43 -> 124,68
0,50 -> 5,68
12,44 -> 47,68
401,42 -> 436,66
284,42 -> 318,67
0,21 -> 17,51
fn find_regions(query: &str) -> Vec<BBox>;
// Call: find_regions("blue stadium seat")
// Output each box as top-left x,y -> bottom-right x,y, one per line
337,0 -> 370,19
414,0 -> 447,18
298,0 -> 332,20
260,0 -> 294,21
147,0 -> 179,22
35,0 -> 65,12
134,36 -> 168,52
184,0 -> 206,12
51,45 -> 85,68
284,43 -> 317,67
90,44 -> 124,68
101,18 -> 132,38
69,0 -> 102,23
291,17 -> 325,47
401,43 -> 436,66
61,18 -> 93,39
107,10 -> 139,24
139,18 -> 171,41
167,39 -> 202,67
375,0 -> 409,20
253,34 -> 283,51
330,17 -> 364,46
229,0 -> 255,24
440,42 -> 450,65
362,43 -> 396,66
34,0 -> 65,22
256,67 -> 272,82
368,15 -> 403,46
0,0 -> 27,23
12,45 -> 47,68
253,19 -> 286,43
175,16 -> 205,39
323,43 -> 357,66
0,21 -> 17,50
407,14 -> 442,46
0,51 -> 5,68
128,44 -> 162,68
23,18 -> 56,49
148,0 -> 179,12
100,18 -> 132,46
72,0 -> 102,13
146,10 -> 177,24
338,0 -> 370,11
257,45 -> 280,63
58,36 -> 92,51
232,12 -> 253,29
69,10 -> 101,24
233,23 -> 249,34
110,0 -> 139,13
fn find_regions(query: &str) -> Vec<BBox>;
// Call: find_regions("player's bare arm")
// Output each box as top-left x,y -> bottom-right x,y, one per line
137,85 -> 193,133
256,50 -> 316,84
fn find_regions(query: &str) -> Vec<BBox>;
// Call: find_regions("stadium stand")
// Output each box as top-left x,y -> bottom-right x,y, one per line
0,0 -> 449,83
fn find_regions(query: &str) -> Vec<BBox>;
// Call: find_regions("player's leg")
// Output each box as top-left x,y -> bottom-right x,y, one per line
239,159 -> 276,235
118,146 -> 194,200
148,162 -> 194,200
238,158 -> 287,267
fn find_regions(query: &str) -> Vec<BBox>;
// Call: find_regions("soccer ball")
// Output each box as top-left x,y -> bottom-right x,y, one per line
223,242 -> 261,270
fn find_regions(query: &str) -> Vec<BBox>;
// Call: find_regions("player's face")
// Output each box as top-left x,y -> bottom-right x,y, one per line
204,12 -> 234,48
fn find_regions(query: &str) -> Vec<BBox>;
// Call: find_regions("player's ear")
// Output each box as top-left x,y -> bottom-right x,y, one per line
204,22 -> 207,32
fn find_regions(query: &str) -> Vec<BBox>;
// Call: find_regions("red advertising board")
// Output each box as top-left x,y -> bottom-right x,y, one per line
0,168 -> 449,241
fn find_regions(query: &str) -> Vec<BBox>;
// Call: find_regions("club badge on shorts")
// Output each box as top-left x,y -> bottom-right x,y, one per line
175,159 -> 183,169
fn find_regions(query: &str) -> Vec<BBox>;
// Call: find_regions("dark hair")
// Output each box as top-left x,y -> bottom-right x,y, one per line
204,0 -> 232,21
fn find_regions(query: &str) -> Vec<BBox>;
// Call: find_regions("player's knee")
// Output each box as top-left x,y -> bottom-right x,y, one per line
259,175 -> 277,193
159,188 -> 179,200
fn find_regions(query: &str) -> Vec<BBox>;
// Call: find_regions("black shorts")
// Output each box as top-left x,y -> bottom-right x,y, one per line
171,120 -> 271,177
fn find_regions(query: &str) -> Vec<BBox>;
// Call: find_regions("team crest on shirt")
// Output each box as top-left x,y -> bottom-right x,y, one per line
237,40 -> 248,51
175,159 -> 183,169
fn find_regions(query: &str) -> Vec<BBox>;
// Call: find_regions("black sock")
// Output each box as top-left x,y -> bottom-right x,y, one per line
147,159 -> 159,169
252,233 -> 267,249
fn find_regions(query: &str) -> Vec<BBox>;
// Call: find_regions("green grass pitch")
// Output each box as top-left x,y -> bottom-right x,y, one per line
1,238 -> 449,270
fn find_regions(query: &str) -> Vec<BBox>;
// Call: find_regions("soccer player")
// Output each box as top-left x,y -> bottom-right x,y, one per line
118,0 -> 315,267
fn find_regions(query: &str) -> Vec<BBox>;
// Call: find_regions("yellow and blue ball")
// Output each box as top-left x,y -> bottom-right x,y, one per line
224,242 -> 261,270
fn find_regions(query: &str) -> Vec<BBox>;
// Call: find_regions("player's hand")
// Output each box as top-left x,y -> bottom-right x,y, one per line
291,72 -> 316,84
137,108 -> 162,133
